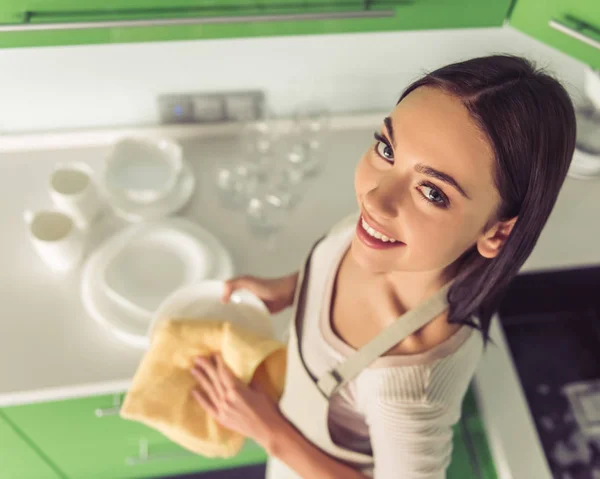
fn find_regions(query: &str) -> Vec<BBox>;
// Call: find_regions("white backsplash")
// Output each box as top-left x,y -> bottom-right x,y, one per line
0,25 -> 588,133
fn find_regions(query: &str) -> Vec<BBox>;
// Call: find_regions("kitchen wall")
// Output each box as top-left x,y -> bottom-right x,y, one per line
0,25 -> 588,133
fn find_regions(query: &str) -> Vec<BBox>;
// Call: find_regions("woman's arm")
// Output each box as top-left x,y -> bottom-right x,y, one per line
266,418 -> 370,479
191,354 -> 370,479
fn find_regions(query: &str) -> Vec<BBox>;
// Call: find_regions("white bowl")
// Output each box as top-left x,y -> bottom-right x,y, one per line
584,67 -> 600,111
104,136 -> 183,205
567,147 -> 600,180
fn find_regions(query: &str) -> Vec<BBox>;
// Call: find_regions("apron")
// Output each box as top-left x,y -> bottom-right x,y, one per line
265,238 -> 453,479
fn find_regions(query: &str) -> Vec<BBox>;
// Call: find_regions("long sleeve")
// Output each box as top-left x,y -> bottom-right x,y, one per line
358,335 -> 483,479
364,394 -> 454,479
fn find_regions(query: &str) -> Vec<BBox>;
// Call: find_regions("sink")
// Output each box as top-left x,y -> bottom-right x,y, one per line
498,266 -> 600,478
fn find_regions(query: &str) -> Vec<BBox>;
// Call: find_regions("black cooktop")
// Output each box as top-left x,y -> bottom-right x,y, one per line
498,266 -> 600,479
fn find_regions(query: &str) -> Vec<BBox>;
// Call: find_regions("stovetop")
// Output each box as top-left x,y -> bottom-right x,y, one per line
498,266 -> 600,479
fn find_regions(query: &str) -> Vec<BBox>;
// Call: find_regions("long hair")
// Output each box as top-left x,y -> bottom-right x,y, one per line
397,54 -> 577,343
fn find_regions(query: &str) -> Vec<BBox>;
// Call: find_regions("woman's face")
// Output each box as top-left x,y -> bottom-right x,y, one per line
352,86 -> 503,274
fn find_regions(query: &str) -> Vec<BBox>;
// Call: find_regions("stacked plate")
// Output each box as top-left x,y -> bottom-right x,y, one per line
102,136 -> 196,222
81,217 -> 234,348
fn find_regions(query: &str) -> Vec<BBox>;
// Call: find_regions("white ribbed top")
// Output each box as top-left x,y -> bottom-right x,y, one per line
299,217 -> 485,479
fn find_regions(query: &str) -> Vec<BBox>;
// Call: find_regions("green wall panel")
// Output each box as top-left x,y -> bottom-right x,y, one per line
0,1 -> 511,49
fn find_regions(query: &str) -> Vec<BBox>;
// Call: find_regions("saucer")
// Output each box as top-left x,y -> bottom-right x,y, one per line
104,160 -> 195,222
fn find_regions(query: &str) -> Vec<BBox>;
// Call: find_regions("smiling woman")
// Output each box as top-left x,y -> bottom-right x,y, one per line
389,57 -> 576,342
195,54 -> 577,479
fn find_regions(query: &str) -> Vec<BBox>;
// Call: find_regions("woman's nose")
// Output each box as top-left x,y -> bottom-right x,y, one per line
364,172 -> 408,219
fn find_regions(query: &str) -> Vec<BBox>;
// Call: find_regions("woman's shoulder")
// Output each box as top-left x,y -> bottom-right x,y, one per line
356,325 -> 484,407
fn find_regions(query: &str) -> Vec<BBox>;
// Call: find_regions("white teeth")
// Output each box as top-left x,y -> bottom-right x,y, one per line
361,218 -> 397,243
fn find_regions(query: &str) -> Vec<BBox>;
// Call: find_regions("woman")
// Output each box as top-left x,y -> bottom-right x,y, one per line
189,54 -> 576,478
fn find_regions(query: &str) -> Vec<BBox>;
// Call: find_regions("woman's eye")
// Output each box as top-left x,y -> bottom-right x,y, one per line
375,141 -> 394,162
418,184 -> 449,207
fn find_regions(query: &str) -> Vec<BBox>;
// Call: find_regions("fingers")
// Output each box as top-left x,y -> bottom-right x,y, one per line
221,276 -> 257,304
192,388 -> 218,418
192,354 -> 242,408
191,359 -> 223,410
215,353 -> 240,392
194,356 -> 227,401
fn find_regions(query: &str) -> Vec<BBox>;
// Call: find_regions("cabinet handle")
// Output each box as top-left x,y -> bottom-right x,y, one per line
125,438 -> 194,466
94,393 -> 122,418
549,16 -> 600,51
94,406 -> 121,417
0,9 -> 395,32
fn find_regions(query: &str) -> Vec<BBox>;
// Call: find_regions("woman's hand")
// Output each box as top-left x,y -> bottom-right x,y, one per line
191,354 -> 370,479
221,273 -> 299,315
191,353 -> 286,451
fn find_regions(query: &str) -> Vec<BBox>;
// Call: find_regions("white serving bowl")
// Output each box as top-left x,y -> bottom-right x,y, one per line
103,136 -> 183,205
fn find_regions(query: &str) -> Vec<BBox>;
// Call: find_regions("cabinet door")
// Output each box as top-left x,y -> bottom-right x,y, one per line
0,411 -> 63,479
3,394 -> 267,479
510,0 -> 600,69
0,0 -> 512,49
446,386 -> 498,478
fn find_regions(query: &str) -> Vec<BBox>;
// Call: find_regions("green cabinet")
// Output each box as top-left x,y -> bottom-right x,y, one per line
509,0 -> 600,69
0,0 -> 266,24
447,388 -> 498,479
2,393 -> 267,479
1,385 -> 497,479
0,411 -> 63,479
0,0 -> 512,49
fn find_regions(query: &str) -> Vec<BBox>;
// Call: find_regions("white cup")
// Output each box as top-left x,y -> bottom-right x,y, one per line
50,163 -> 102,229
24,209 -> 85,272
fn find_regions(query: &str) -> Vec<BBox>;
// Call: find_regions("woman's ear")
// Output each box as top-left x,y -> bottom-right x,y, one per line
477,217 -> 517,259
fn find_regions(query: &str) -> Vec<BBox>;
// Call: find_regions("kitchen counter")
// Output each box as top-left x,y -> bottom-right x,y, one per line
1,114 -> 600,478
0,114 -> 378,407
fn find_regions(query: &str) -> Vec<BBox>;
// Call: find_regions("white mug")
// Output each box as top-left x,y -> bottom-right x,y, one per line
50,163 -> 102,229
24,209 -> 85,272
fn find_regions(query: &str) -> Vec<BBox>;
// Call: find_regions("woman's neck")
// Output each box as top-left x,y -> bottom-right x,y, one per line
350,255 -> 458,313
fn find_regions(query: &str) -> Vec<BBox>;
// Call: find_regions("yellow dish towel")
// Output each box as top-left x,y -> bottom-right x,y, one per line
120,318 -> 287,458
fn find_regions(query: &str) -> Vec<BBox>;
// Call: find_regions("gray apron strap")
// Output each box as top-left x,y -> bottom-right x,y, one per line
317,281 -> 453,398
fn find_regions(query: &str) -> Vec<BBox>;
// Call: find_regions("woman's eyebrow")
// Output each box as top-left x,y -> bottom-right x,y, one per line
384,116 -> 395,146
383,115 -> 470,199
415,164 -> 471,199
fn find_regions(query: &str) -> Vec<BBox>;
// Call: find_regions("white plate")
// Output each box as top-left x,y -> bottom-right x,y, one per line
104,160 -> 196,222
102,224 -> 215,319
81,218 -> 234,348
149,280 -> 273,344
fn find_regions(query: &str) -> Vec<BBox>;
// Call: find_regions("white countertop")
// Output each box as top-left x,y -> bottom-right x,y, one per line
0,115 -> 378,407
1,114 -> 600,479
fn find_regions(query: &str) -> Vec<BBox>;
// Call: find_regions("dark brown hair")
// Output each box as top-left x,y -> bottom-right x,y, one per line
397,54 -> 577,343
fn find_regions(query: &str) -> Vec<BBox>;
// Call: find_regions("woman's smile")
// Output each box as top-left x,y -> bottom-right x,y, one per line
355,215 -> 405,250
